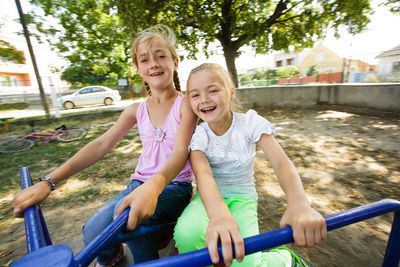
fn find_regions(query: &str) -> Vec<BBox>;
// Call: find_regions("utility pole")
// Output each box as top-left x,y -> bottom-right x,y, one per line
15,0 -> 50,117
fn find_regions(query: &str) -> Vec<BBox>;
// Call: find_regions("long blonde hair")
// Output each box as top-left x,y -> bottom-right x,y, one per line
187,63 -> 242,112
131,25 -> 181,95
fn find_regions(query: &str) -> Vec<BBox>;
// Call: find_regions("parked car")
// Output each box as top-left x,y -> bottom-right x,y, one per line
59,86 -> 121,109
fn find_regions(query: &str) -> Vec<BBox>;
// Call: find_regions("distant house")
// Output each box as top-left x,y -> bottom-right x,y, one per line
0,49 -> 32,87
0,35 -> 64,95
274,43 -> 375,76
274,48 -> 309,69
375,44 -> 400,74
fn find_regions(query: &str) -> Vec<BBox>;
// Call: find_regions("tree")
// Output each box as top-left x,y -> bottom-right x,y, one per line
114,0 -> 372,86
380,0 -> 400,14
306,65 -> 319,76
26,0 -> 131,81
264,69 -> 278,80
0,40 -> 25,64
276,66 -> 299,78
238,73 -> 251,82
0,23 -> 25,64
28,0 -> 372,86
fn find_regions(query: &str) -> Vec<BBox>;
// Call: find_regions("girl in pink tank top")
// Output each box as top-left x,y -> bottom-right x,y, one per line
131,94 -> 193,183
13,25 -> 196,266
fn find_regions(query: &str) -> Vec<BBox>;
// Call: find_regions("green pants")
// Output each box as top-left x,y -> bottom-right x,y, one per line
173,193 -> 292,267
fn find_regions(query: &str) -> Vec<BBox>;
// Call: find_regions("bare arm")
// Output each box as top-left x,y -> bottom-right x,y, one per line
191,150 -> 244,266
115,96 -> 197,230
13,103 -> 139,217
258,134 -> 327,247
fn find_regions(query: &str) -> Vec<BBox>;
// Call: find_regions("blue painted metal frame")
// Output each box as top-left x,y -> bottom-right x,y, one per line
133,199 -> 400,267
12,167 -> 400,267
19,167 -> 52,253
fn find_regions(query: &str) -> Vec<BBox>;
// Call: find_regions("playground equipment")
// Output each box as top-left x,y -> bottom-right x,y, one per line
11,167 -> 400,266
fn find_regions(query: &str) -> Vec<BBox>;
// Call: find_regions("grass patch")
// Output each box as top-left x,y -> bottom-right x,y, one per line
0,110 -> 140,229
0,102 -> 29,111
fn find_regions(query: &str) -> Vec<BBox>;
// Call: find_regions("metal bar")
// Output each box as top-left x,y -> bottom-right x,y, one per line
74,210 -> 177,266
37,205 -> 52,246
74,209 -> 129,267
17,166 -> 400,266
20,167 -> 50,252
115,222 -> 177,243
382,210 -> 400,267
133,199 -> 400,267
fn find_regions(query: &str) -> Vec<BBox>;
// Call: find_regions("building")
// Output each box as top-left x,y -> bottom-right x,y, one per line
273,48 -> 309,69
376,44 -> 400,73
0,34 -> 63,97
0,46 -> 32,87
274,43 -> 375,77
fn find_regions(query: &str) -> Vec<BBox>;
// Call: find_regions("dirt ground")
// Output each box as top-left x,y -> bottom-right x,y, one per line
1,104 -> 399,266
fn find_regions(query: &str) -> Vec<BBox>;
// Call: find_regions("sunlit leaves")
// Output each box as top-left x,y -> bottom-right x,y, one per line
27,0 -> 130,80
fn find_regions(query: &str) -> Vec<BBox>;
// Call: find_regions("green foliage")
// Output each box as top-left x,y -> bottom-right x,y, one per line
276,66 -> 299,78
0,40 -> 25,64
27,0 -> 373,87
0,102 -> 29,111
265,69 -> 278,79
113,0 -> 372,87
27,0 -> 130,80
306,65 -> 319,76
239,68 -> 279,82
380,0 -> 400,14
238,73 -> 251,82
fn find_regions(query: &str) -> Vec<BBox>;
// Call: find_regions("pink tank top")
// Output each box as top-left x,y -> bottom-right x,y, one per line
130,95 -> 193,183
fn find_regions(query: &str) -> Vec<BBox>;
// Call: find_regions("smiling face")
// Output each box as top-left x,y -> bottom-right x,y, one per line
187,69 -> 235,131
136,37 -> 178,91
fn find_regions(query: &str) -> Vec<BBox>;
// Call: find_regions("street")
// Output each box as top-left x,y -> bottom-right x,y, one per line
0,99 -> 142,120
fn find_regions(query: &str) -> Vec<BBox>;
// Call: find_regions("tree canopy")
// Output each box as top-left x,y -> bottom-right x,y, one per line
113,0 -> 372,86
27,0 -> 373,86
381,0 -> 400,14
0,40 -> 25,64
27,0 -> 130,81
0,23 -> 25,64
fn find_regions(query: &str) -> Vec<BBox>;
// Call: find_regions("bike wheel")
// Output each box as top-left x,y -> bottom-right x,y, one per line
0,138 -> 35,153
56,128 -> 87,142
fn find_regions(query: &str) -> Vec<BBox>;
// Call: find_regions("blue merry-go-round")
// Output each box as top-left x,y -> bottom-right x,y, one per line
10,167 -> 400,266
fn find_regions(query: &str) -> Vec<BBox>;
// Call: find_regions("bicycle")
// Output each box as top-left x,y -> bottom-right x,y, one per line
0,120 -> 87,154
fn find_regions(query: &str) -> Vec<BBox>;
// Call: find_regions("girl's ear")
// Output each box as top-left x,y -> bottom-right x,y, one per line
174,57 -> 179,70
230,87 -> 236,100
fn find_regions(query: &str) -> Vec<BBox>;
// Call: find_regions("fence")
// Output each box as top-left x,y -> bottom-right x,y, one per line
0,76 -> 145,105
240,71 -> 400,87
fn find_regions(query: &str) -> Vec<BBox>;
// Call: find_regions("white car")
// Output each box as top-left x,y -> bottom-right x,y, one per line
59,86 -> 122,109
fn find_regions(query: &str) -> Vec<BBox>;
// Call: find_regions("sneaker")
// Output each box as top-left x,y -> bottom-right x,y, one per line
93,244 -> 125,267
275,246 -> 314,267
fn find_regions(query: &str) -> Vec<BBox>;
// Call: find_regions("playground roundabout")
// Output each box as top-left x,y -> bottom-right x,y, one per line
0,104 -> 399,266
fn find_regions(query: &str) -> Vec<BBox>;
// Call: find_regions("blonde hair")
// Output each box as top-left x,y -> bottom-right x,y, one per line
187,63 -> 242,112
131,25 -> 181,95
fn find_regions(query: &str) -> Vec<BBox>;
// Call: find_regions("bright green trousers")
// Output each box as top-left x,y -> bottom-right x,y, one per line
173,193 -> 292,267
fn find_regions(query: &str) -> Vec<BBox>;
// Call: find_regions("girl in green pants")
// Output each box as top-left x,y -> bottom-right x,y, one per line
174,63 -> 327,266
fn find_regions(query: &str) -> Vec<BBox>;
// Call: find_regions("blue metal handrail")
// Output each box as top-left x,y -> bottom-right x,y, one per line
13,167 -> 400,267
19,167 -> 52,253
133,199 -> 400,267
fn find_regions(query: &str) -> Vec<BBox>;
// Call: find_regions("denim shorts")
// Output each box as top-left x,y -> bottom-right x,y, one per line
82,179 -> 192,264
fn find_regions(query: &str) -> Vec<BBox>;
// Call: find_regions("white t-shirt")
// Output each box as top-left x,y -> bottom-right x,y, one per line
190,109 -> 275,200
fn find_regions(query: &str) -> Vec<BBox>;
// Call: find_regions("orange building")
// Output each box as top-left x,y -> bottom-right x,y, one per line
0,49 -> 32,87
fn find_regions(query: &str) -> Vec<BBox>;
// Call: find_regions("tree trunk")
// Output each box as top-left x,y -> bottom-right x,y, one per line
222,46 -> 239,88
15,0 -> 50,117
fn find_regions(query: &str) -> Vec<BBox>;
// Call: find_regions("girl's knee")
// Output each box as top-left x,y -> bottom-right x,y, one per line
82,222 -> 96,245
82,211 -> 113,245
174,217 -> 206,251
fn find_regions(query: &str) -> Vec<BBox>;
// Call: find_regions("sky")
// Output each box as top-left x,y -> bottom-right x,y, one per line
2,0 -> 400,81
180,0 -> 400,74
